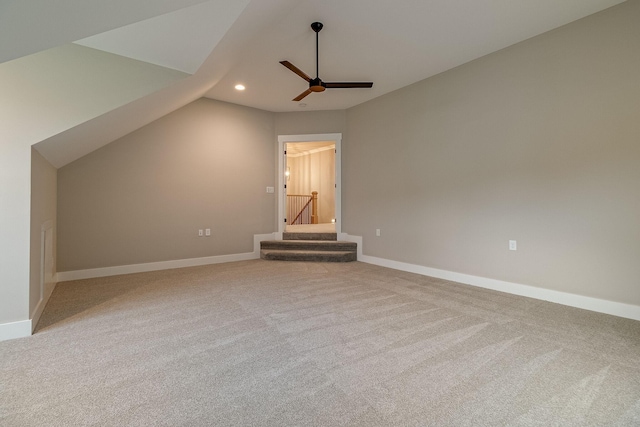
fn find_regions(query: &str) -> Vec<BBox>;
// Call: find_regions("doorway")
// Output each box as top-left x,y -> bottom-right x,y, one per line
285,141 -> 335,230
277,133 -> 342,236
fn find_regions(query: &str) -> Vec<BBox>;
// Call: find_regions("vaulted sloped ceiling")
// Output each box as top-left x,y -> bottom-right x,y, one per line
0,0 -> 629,168
1,44 -> 188,143
1,0 -> 259,167
74,0 -> 247,74
0,0 -> 216,64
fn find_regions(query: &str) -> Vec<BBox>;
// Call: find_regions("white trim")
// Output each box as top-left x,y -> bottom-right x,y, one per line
33,219 -> 56,332
343,233 -> 640,322
277,133 -> 342,235
341,233 -> 363,258
254,232 -> 277,253
30,280 -> 56,333
57,253 -> 257,281
0,319 -> 32,342
57,233 -> 277,282
8,232 -> 636,341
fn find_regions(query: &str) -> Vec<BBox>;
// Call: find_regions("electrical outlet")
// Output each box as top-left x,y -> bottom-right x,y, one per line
205,228 -> 211,236
198,229 -> 204,237
509,240 -> 517,251
376,229 -> 381,237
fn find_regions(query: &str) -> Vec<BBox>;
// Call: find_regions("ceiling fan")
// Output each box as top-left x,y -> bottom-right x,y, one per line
280,22 -> 374,102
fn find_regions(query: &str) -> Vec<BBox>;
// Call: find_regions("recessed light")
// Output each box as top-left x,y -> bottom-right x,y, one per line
235,84 -> 245,91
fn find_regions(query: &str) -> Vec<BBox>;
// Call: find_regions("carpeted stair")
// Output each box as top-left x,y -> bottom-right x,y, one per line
261,233 -> 357,262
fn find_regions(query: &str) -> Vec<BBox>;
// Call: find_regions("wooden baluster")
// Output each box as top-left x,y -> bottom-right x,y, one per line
311,191 -> 318,224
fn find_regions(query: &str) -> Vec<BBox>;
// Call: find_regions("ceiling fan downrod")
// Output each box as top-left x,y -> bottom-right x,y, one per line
311,22 -> 323,79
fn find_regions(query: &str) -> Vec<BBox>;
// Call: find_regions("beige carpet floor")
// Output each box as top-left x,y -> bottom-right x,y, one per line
1,260 -> 639,426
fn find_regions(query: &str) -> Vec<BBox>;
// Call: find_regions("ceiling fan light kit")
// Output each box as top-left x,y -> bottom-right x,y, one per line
280,22 -> 373,101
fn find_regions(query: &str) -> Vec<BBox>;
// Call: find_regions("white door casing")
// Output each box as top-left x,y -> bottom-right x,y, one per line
277,133 -> 342,236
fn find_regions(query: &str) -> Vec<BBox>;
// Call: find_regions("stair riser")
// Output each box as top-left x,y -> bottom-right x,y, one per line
261,250 -> 356,262
261,241 -> 356,251
283,232 -> 337,241
260,237 -> 357,263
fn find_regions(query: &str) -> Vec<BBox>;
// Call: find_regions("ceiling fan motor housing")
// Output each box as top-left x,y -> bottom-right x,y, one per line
310,77 -> 326,92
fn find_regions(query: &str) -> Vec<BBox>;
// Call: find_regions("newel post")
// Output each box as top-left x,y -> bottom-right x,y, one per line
311,191 -> 318,224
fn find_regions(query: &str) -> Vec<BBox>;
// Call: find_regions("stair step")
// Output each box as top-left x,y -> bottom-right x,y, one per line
283,232 -> 337,241
260,238 -> 357,263
261,240 -> 356,251
260,249 -> 356,262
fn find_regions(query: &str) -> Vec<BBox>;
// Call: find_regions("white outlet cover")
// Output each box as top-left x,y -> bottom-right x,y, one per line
205,228 -> 211,236
509,240 -> 517,250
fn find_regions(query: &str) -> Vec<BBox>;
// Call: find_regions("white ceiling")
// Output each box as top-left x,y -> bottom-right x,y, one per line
31,0 -> 627,113
0,0 -> 214,64
74,0 -> 249,74
204,0 -> 627,112
2,0 -> 629,167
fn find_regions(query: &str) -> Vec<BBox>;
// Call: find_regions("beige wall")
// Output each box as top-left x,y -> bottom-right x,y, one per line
0,146 -> 30,325
0,43 -> 187,328
57,99 -> 276,271
56,104 -> 347,272
344,1 -> 640,305
30,149 -> 57,315
53,2 -> 639,309
275,110 -> 346,136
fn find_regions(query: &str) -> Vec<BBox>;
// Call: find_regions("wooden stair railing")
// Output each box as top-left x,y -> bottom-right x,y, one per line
287,191 -> 318,225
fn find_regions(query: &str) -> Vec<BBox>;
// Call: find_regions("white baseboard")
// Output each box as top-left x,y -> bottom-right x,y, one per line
343,234 -> 640,322
30,280 -> 57,333
0,319 -> 32,342
57,233 -> 277,282
19,232 -> 636,341
2,277 -> 57,342
57,252 -> 258,282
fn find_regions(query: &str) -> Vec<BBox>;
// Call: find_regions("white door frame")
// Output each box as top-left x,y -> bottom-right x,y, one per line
277,133 -> 342,236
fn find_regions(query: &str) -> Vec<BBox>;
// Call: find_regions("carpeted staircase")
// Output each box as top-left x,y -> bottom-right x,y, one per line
260,232 -> 357,262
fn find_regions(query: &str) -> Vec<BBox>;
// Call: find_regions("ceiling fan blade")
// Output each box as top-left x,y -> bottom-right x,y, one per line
324,82 -> 374,89
293,88 -> 313,101
280,61 -> 311,82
